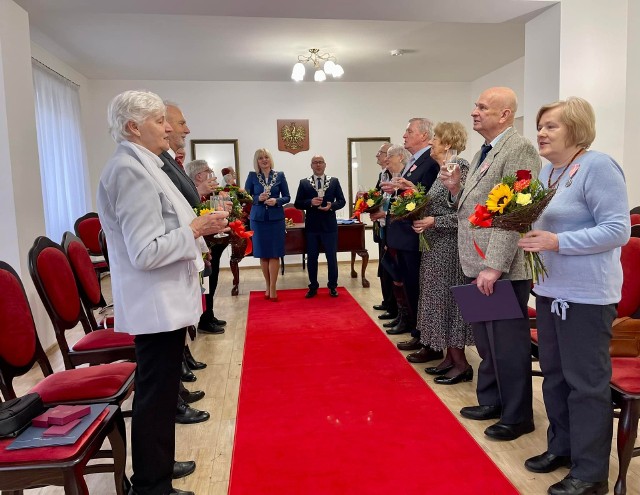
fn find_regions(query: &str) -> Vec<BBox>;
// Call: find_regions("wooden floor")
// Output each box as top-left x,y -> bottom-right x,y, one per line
14,261 -> 640,494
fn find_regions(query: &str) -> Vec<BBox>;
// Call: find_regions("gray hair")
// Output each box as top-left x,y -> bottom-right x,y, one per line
409,117 -> 434,139
184,159 -> 210,181
387,144 -> 412,165
107,90 -> 165,143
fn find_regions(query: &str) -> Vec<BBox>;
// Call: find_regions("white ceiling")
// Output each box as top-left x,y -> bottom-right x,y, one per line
15,0 -> 557,82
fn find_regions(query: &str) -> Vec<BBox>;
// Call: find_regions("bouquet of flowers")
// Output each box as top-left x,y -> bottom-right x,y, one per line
216,185 -> 252,205
352,188 -> 384,220
468,169 -> 556,283
389,184 -> 431,251
194,196 -> 254,254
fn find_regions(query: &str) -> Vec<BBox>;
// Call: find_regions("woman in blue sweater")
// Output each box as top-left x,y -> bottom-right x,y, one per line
519,97 -> 630,495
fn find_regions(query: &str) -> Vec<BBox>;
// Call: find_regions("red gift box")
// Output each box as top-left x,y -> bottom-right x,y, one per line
46,405 -> 91,426
42,419 -> 82,437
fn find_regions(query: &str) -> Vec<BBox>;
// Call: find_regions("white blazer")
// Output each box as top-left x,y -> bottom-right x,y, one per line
97,144 -> 202,335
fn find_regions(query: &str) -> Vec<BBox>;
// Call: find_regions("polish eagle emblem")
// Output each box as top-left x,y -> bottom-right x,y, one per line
280,122 -> 306,150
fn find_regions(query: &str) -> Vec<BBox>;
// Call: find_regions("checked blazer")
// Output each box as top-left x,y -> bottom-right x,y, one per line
455,127 -> 541,280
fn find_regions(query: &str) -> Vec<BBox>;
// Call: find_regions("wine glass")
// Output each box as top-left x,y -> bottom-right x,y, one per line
445,149 -> 459,172
209,194 -> 229,238
391,172 -> 402,195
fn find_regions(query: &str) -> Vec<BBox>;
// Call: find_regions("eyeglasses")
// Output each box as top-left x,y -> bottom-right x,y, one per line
311,160 -> 325,164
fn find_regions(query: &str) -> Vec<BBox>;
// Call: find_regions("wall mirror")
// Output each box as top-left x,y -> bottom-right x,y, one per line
190,139 -> 240,179
347,137 -> 391,217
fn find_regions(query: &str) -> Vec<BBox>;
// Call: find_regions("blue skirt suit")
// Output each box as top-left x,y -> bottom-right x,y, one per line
245,170 -> 290,258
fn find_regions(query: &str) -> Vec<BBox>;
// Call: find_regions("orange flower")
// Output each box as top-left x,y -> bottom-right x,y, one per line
513,179 -> 531,192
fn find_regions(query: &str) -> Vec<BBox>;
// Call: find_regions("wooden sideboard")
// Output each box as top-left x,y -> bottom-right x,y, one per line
229,222 -> 369,295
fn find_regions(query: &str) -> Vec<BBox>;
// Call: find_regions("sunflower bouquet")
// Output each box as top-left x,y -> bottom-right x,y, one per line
352,188 -> 384,220
468,169 -> 556,282
389,184 -> 432,251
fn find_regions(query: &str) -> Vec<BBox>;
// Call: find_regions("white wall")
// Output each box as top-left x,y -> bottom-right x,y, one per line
624,0 -> 640,208
83,80 -> 472,266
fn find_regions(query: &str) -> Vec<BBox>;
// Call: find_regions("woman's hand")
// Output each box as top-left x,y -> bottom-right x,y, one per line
264,198 -> 277,207
370,209 -> 386,221
518,230 -> 559,252
190,211 -> 230,238
412,216 -> 435,233
473,268 -> 502,296
258,192 -> 269,202
438,162 -> 462,196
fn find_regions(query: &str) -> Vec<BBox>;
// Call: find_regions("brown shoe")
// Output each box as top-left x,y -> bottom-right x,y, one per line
406,347 -> 444,363
396,337 -> 422,351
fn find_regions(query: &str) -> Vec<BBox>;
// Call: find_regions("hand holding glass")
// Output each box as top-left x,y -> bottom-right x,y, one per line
391,172 -> 402,194
445,149 -> 459,172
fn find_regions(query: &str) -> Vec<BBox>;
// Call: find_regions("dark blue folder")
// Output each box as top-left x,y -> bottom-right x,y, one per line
450,280 -> 524,323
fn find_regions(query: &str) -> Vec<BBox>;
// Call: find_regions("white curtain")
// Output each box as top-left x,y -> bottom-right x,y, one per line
32,60 -> 90,243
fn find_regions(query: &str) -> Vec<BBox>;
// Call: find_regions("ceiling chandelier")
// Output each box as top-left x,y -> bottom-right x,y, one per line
291,48 -> 344,82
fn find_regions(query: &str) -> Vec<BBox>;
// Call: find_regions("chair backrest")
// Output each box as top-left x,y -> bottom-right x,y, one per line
284,205 -> 305,223
631,213 -> 640,226
0,261 -> 53,400
619,237 -> 640,318
631,206 -> 640,216
98,228 -> 110,267
74,212 -> 104,256
61,232 -> 104,329
29,236 -> 92,369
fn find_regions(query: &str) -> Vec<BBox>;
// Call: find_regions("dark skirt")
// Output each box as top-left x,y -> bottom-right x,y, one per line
251,218 -> 286,258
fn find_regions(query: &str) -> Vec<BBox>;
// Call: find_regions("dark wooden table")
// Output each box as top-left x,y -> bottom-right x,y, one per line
229,222 -> 369,295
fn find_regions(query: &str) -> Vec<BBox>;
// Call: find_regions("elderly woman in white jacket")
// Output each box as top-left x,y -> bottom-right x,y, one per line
97,90 -> 228,495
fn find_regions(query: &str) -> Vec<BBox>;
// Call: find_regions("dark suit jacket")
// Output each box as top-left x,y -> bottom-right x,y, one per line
160,151 -> 200,208
386,150 -> 440,252
294,176 -> 346,233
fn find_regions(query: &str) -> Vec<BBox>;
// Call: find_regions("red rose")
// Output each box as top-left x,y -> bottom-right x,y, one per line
516,170 -> 532,181
468,204 -> 494,228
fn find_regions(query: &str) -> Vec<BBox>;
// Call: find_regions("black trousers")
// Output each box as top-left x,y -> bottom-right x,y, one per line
396,249 -> 421,336
306,231 -> 338,289
378,242 -> 396,313
537,296 -> 615,481
203,242 -> 226,321
466,277 -> 533,424
131,327 -> 187,495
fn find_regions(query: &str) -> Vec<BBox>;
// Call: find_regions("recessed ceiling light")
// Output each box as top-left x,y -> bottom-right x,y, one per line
390,49 -> 405,57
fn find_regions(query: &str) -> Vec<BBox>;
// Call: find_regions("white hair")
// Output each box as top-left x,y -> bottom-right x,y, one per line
107,90 -> 165,143
387,144 -> 412,165
184,159 -> 210,181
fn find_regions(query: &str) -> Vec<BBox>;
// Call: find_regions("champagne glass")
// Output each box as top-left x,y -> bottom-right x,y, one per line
391,172 -> 402,195
445,149 -> 459,172
210,194 -> 229,238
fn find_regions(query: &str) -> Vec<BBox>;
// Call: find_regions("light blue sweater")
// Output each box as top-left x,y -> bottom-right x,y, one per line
533,150 -> 630,305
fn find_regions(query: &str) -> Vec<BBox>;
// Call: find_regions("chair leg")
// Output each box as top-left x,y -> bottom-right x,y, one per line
63,466 -> 89,495
302,254 -> 306,270
281,256 -> 285,275
615,397 -> 640,495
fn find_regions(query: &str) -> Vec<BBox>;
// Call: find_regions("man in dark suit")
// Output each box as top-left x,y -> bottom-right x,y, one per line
294,155 -> 346,298
381,118 -> 442,363
160,102 -> 212,429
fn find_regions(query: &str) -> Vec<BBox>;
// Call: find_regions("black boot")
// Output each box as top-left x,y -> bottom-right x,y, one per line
184,346 -> 206,370
180,356 -> 196,382
386,284 -> 411,335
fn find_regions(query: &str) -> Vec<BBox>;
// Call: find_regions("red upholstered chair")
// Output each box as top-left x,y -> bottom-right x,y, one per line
98,228 -> 110,268
74,212 -> 109,279
630,213 -> 640,226
62,232 -> 113,330
630,206 -> 640,216
281,205 -> 306,274
0,404 -> 126,495
631,225 -> 640,238
28,236 -> 135,370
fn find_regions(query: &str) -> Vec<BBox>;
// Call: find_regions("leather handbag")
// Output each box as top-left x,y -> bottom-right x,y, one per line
0,393 -> 44,438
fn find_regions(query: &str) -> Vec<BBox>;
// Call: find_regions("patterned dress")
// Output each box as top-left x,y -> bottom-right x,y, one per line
416,159 -> 473,350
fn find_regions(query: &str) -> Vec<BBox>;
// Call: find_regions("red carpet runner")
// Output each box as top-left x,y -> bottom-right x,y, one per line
229,288 -> 518,494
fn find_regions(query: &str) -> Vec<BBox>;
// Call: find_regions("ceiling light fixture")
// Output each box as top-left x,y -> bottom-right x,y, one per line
291,48 -> 344,82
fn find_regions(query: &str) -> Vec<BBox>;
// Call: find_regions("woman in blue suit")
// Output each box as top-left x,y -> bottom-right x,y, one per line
244,148 -> 290,301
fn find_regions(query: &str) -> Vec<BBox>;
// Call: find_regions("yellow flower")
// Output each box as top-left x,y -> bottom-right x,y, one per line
406,202 -> 416,212
366,199 -> 375,207
515,193 -> 532,206
486,183 -> 513,214
199,208 -> 213,216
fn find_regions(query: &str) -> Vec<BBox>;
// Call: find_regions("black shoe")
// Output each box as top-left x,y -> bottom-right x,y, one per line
172,461 -> 196,479
378,312 -> 397,321
329,288 -> 339,297
484,419 -> 534,441
396,337 -> 422,351
548,476 -> 607,495
425,364 -> 454,375
407,347 -> 444,363
197,321 -> 225,334
373,303 -> 387,311
181,359 -> 197,382
386,320 -> 410,335
179,388 -> 205,404
434,367 -> 473,385
212,316 -> 227,327
170,489 -> 195,495
305,288 -> 317,298
176,403 -> 210,424
524,452 -> 571,473
460,405 -> 502,421
184,346 -> 206,370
